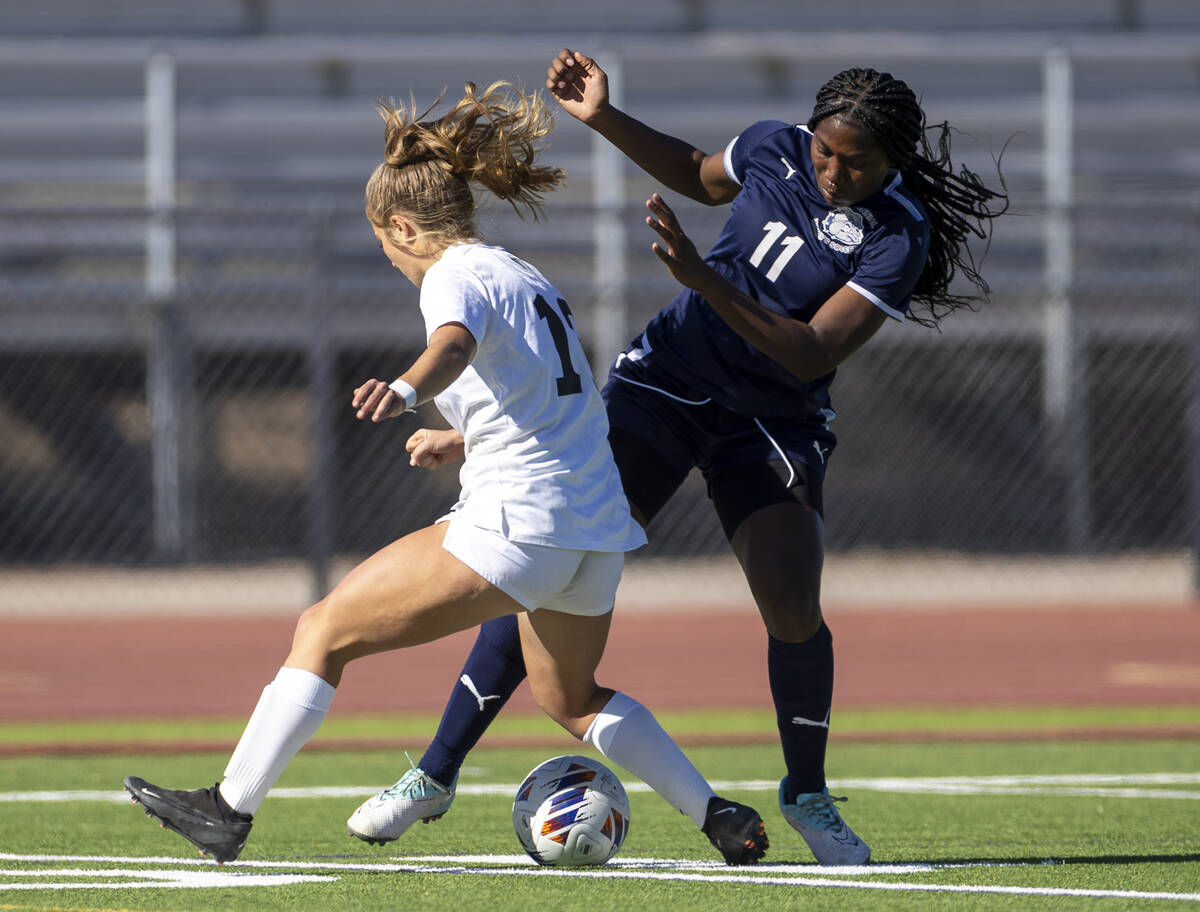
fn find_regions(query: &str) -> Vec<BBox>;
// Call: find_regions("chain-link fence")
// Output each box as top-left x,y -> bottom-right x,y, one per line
1,32 -> 1198,607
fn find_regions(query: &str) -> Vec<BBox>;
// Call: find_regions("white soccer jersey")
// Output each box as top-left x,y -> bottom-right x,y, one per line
419,242 -> 646,553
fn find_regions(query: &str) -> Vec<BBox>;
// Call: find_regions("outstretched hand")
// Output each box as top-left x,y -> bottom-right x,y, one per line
546,48 -> 608,124
646,193 -> 708,290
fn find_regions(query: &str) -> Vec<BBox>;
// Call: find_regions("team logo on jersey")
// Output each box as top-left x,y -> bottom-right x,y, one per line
814,207 -> 876,253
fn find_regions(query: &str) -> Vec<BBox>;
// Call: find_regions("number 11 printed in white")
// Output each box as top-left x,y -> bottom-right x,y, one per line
749,221 -> 805,282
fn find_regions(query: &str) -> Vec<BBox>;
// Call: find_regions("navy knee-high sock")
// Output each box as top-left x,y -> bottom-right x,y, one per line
769,621 -> 834,802
419,614 -> 527,787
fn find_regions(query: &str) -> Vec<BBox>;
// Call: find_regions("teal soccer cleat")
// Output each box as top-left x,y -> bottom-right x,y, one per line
778,780 -> 870,866
347,766 -> 457,845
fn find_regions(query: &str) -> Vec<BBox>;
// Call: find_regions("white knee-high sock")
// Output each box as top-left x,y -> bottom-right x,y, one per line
218,666 -> 335,815
583,691 -> 715,827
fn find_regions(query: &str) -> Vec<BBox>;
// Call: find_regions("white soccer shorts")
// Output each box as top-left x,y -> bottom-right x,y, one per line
440,518 -> 623,617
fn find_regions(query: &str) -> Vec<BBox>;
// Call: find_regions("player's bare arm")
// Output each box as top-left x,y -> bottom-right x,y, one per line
646,193 -> 886,381
547,49 -> 738,206
352,322 -> 477,422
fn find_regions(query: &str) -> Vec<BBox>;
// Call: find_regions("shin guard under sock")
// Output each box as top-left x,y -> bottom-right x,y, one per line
769,622 -> 834,802
220,666 -> 335,815
584,691 -> 715,827
420,614 -> 527,787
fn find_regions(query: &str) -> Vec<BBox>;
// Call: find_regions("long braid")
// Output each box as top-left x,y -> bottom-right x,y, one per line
808,68 -> 1008,327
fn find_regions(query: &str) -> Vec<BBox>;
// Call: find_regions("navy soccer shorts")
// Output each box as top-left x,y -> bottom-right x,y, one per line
601,364 -> 834,540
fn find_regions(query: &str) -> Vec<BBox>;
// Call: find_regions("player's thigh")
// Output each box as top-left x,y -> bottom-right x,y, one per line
292,523 -> 521,664
729,500 -> 825,641
443,529 -> 619,730
709,456 -> 826,641
518,602 -> 614,733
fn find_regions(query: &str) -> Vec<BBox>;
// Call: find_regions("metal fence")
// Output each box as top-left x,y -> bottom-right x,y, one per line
0,32 -> 1197,604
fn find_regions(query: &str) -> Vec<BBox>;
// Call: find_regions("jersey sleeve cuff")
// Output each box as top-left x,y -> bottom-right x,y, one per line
847,281 -> 906,322
723,135 -> 743,186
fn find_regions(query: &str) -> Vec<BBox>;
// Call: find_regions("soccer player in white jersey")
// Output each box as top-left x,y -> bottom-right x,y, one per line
351,52 -> 1008,865
124,81 -> 769,867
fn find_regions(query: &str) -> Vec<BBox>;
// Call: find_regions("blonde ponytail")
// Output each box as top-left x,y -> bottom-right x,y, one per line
366,82 -> 566,249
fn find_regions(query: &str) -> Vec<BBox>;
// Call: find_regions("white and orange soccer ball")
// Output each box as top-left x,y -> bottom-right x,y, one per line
512,755 -> 630,866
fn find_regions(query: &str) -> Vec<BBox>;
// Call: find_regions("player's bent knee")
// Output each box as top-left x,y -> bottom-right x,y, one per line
530,687 -> 593,739
530,688 -> 572,726
759,591 -> 823,642
291,602 -> 327,647
288,601 -> 345,664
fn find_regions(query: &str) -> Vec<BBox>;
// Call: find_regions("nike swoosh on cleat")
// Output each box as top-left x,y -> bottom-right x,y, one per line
713,807 -> 738,815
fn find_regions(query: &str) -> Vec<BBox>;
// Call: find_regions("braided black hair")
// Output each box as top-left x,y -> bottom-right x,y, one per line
808,68 -> 1008,327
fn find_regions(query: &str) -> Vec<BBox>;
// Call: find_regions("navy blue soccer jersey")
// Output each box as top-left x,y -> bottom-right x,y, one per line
632,119 -> 930,423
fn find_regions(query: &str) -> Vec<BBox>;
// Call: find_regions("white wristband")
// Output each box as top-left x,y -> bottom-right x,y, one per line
387,378 -> 418,412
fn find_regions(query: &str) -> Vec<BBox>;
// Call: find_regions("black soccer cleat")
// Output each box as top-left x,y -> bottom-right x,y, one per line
701,796 -> 769,865
124,776 -> 253,864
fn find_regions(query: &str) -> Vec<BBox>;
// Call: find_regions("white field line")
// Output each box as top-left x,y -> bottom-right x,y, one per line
0,866 -> 337,889
4,772 -> 1199,804
1,853 -> 1198,902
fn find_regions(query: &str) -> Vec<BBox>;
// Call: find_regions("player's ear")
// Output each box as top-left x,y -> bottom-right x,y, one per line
387,211 -> 420,245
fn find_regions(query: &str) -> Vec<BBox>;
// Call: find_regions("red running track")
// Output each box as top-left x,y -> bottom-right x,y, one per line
2,604 -> 1198,724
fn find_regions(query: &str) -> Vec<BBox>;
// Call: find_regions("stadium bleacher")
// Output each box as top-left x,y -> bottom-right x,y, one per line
1,3 -> 1197,566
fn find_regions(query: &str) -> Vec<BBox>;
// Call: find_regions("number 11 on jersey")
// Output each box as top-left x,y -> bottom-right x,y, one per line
749,221 -> 805,282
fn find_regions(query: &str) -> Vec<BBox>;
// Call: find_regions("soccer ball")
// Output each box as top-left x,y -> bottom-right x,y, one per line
512,755 -> 630,866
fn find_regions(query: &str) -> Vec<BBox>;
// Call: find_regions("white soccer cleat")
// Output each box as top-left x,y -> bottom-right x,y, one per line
347,767 -> 457,845
778,780 -> 871,866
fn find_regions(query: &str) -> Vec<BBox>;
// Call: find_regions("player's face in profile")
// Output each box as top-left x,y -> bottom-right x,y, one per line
809,115 -> 892,208
370,220 -> 406,271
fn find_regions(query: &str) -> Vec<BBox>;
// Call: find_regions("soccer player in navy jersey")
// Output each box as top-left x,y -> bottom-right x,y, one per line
349,49 -> 1007,864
